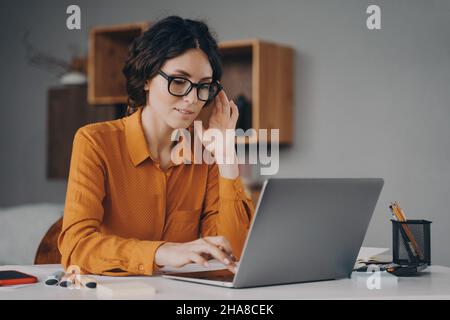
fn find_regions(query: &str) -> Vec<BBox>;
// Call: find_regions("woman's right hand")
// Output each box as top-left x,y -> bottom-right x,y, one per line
154,236 -> 237,273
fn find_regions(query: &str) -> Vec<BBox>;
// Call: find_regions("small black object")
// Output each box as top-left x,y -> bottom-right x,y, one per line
45,278 -> 59,286
386,263 -> 428,277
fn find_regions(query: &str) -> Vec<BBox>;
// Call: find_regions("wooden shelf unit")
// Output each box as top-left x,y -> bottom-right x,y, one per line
88,22 -> 150,105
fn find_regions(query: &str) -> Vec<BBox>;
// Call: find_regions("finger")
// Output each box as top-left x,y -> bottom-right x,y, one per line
220,90 -> 231,119
195,240 -> 234,268
230,100 -> 239,123
189,253 -> 209,267
200,252 -> 214,261
211,102 -> 218,116
197,246 -> 236,274
215,92 -> 223,115
217,245 -> 236,262
203,243 -> 235,272
204,236 -> 233,256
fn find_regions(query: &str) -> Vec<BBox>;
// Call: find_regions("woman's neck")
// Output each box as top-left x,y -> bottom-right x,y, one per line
141,106 -> 175,160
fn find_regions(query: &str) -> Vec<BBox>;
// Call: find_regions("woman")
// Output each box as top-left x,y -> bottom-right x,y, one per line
58,16 -> 255,276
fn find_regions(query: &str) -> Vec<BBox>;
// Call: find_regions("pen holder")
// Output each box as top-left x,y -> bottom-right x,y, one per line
391,219 -> 432,265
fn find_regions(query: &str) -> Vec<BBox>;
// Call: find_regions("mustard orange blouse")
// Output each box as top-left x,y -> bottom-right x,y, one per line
57,108 -> 255,276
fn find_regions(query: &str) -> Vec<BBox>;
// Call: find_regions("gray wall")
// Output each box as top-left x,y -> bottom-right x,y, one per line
1,0 -> 449,266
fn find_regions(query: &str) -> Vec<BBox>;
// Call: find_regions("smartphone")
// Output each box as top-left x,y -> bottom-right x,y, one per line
0,270 -> 38,286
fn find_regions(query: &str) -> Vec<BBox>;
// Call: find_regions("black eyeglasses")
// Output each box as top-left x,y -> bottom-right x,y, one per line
157,69 -> 223,102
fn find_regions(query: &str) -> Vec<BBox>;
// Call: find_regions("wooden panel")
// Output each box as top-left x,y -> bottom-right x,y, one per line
47,84 -> 122,179
258,42 -> 294,144
88,22 -> 149,105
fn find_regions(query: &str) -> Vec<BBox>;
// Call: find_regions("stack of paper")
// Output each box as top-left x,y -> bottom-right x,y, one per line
357,247 -> 390,262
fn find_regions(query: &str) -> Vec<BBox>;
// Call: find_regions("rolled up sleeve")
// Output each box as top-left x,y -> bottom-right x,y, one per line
199,163 -> 255,259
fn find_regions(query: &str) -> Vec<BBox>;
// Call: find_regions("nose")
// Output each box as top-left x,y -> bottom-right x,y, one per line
183,86 -> 199,105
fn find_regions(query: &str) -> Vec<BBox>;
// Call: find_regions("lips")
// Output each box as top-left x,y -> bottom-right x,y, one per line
174,107 -> 194,115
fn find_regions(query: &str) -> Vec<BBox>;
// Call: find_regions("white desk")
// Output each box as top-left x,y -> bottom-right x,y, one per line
1,263 -> 450,300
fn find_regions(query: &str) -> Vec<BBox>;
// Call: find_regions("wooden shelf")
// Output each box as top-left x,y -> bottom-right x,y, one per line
88,22 -> 150,105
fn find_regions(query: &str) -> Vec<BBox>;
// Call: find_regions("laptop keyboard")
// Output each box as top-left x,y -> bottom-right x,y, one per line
169,269 -> 235,282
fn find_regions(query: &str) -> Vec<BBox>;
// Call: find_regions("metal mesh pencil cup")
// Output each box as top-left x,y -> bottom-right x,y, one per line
391,219 -> 432,265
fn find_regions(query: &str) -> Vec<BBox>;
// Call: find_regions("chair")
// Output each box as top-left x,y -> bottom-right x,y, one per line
34,217 -> 63,264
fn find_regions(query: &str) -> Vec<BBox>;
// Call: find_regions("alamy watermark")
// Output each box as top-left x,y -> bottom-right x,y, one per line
170,121 -> 280,176
66,5 -> 81,30
67,4 -> 381,31
366,265 -> 382,290
366,4 -> 381,30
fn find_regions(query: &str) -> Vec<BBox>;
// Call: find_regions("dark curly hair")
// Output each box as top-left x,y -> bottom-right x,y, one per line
122,16 -> 222,115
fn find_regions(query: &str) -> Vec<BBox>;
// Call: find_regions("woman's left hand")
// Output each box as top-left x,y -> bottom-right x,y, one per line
199,90 -> 239,162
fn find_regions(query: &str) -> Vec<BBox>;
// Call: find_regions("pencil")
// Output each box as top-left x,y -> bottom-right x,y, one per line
394,201 -> 407,221
389,205 -> 418,261
391,202 -> 424,260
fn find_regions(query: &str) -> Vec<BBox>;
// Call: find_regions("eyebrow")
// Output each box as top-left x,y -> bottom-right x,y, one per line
172,69 -> 213,81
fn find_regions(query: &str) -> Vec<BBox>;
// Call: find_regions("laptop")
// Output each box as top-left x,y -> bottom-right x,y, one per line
163,178 -> 384,288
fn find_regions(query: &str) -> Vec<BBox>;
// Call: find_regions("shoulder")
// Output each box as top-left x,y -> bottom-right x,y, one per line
74,118 -> 125,147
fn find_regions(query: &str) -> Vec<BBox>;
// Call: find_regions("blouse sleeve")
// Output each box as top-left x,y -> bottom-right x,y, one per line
199,163 -> 255,259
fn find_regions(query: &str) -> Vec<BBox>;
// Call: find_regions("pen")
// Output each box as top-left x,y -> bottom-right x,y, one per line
59,272 -> 76,288
59,278 -> 71,288
44,271 -> 65,286
80,276 -> 97,289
